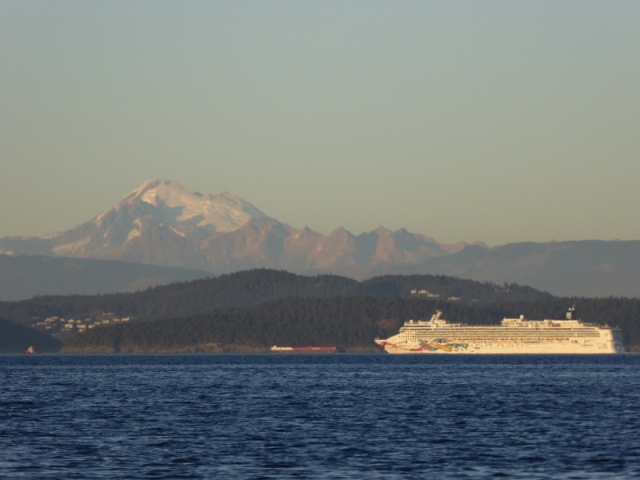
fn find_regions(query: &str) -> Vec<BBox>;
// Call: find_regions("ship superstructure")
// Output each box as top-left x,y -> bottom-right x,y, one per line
375,307 -> 624,354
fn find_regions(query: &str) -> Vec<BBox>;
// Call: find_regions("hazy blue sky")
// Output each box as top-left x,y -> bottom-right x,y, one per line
2,1 -> 639,245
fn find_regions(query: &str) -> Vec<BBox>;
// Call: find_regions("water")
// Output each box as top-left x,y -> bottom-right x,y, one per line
1,354 -> 639,479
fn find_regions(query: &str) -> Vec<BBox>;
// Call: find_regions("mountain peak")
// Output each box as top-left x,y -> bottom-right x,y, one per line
101,180 -> 269,234
122,179 -> 195,206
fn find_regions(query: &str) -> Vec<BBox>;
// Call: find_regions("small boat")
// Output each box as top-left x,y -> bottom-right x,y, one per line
24,346 -> 35,355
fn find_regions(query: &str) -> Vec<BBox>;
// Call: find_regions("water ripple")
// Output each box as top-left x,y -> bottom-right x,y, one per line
1,354 -> 639,479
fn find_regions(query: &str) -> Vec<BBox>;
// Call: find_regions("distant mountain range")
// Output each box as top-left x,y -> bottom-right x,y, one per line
1,179 -> 639,299
0,255 -> 207,301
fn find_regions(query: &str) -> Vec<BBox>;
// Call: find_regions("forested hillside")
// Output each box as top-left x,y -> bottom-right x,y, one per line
61,297 -> 508,353
61,295 -> 640,353
1,269 -> 638,353
0,317 -> 62,353
0,269 -> 549,326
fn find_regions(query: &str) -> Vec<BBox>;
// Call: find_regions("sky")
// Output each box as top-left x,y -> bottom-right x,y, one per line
2,1 -> 639,246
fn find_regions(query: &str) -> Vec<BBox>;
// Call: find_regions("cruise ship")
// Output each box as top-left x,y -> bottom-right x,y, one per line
375,307 -> 624,354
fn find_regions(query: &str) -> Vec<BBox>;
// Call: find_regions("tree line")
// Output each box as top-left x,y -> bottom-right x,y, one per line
63,295 -> 640,352
0,269 -> 551,327
2,269 -> 639,352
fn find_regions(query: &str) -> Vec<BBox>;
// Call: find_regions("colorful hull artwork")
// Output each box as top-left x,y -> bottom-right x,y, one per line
377,340 -> 468,353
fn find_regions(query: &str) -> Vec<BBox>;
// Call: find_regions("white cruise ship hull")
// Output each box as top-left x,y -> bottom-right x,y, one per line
375,337 -> 622,354
375,310 -> 624,354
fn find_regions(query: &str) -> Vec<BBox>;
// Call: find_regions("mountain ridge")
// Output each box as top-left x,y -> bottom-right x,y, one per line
0,179 -> 638,298
0,254 -> 208,301
0,179 -> 457,273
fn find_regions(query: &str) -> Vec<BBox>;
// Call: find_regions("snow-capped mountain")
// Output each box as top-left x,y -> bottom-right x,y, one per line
4,179 -> 639,298
0,179 -> 452,273
41,179 -> 277,270
97,179 -> 269,236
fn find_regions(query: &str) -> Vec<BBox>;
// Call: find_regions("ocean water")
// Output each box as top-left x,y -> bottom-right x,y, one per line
1,354 -> 639,479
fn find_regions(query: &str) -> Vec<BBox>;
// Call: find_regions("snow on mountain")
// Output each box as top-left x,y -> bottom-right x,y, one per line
0,179 -> 460,276
2,179 -> 639,296
96,179 -> 269,234
0,180 -> 275,270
